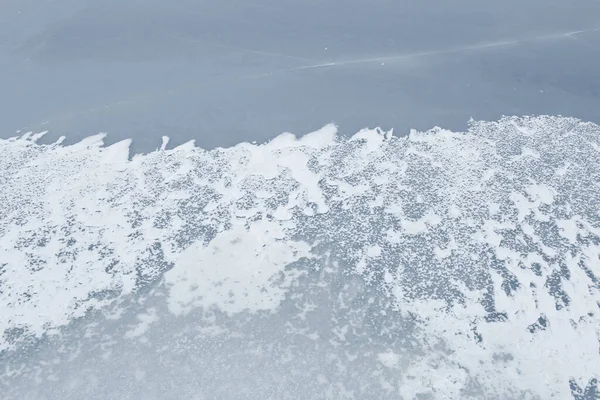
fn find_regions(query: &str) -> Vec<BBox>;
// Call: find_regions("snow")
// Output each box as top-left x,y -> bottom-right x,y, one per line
1,115 -> 599,399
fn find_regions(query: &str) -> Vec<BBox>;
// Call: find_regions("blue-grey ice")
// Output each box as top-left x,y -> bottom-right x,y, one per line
1,0 -> 600,151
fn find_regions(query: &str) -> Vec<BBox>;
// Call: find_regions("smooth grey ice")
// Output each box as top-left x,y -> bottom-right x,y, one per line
1,0 -> 599,152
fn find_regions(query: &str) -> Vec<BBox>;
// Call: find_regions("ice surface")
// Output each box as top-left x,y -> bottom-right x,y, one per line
1,116 -> 599,399
3,1 -> 600,397
1,0 -> 600,152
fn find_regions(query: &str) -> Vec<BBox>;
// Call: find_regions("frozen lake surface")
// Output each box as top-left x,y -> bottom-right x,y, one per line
1,1 -> 600,399
1,0 -> 600,151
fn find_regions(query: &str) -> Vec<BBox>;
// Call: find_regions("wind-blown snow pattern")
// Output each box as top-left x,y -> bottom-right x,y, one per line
1,116 -> 599,399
